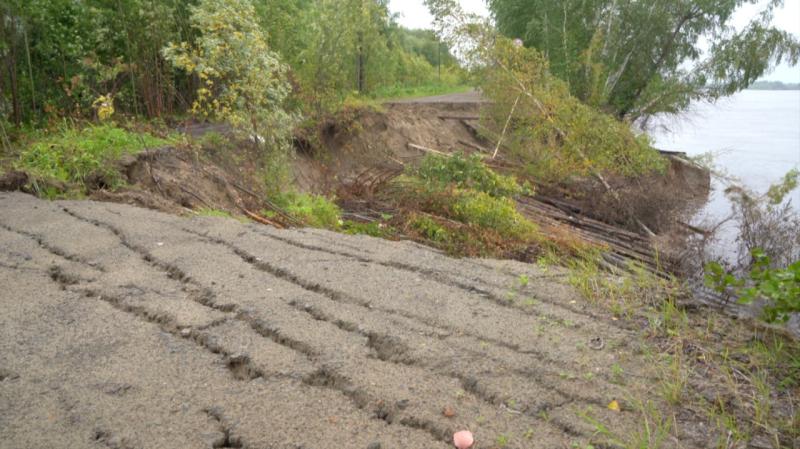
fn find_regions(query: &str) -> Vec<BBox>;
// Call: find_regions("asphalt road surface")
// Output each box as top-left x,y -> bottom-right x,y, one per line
1,192 -> 645,449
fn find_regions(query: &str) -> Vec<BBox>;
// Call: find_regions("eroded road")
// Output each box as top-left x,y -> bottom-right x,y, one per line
0,192 -> 651,448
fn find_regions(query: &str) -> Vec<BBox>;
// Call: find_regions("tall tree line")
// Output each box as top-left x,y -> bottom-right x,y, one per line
0,0 -> 459,125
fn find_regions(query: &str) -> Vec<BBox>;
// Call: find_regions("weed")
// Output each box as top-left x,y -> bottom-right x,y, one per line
518,274 -> 530,287
341,220 -> 396,238
17,124 -> 168,194
610,363 -> 625,385
409,215 -> 449,243
414,152 -> 526,198
495,434 -> 510,447
581,400 -> 673,449
269,191 -> 342,229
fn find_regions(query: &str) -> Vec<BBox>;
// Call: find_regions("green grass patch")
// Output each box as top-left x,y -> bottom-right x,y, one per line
341,220 -> 396,238
388,154 -> 545,258
268,191 -> 342,229
414,152 -> 528,198
369,83 -> 472,102
16,124 -> 169,196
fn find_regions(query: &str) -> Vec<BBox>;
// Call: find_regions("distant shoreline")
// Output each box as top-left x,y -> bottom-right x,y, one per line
748,81 -> 800,91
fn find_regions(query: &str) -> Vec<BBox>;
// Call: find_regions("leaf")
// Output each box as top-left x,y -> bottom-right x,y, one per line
607,400 -> 620,412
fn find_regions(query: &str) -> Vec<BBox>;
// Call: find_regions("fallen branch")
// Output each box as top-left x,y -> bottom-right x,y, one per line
242,208 -> 284,228
457,139 -> 492,154
408,143 -> 451,157
438,115 -> 480,120
493,94 -> 520,159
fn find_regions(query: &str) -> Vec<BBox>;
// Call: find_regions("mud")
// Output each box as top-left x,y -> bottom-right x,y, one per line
0,191 -> 693,448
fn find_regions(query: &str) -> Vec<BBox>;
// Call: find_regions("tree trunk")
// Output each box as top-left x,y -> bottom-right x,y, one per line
356,31 -> 365,93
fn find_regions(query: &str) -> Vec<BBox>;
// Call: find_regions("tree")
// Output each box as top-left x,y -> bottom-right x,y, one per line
488,0 -> 800,125
163,0 -> 294,150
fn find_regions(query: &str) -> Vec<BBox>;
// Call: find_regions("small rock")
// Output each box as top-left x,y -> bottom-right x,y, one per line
367,442 -> 381,449
180,328 -> 192,337
395,399 -> 409,410
442,406 -> 456,418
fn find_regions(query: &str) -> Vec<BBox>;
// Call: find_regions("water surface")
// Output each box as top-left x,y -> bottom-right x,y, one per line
652,89 -> 800,262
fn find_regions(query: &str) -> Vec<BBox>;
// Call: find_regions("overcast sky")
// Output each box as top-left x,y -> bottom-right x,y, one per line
389,0 -> 800,82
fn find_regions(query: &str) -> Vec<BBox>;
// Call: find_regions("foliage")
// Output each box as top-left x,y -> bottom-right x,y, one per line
162,0 -> 295,149
488,0 -> 800,124
16,124 -> 167,191
480,38 -> 667,182
293,0 -> 464,112
706,250 -> 800,323
0,0 -> 193,123
389,155 -> 543,258
450,190 -> 537,240
413,152 -> 526,198
766,169 -> 799,205
1,0 -> 463,125
270,191 -> 342,229
726,172 -> 800,269
342,220 -> 396,238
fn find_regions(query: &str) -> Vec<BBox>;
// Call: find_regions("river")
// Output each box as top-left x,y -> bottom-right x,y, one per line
651,89 -> 800,263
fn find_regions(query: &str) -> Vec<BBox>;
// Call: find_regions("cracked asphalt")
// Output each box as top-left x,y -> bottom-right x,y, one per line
0,192 -> 655,448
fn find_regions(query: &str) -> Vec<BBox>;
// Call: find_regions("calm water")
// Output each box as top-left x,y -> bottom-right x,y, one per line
652,90 -> 800,261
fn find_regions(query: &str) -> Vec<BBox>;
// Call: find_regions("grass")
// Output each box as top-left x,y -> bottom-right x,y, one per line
16,123 -> 170,197
386,153 -> 552,258
268,191 -> 342,229
564,250 -> 800,448
341,220 -> 396,238
369,83 -> 472,102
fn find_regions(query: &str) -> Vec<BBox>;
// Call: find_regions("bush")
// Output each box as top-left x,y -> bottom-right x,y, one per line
409,215 -> 450,242
479,37 -> 667,182
707,250 -> 800,323
17,124 -> 168,191
270,192 -> 342,229
414,152 -> 526,198
450,190 -> 537,240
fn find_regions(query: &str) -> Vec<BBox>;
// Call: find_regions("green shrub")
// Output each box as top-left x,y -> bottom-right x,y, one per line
271,192 -> 342,229
17,124 -> 168,190
450,190 -> 538,240
707,250 -> 800,323
414,152 -> 525,198
409,215 -> 450,242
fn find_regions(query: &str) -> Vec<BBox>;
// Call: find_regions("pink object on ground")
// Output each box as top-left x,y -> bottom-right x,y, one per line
453,430 -> 474,449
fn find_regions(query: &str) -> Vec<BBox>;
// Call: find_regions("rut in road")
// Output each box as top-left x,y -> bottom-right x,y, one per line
0,192 -> 660,449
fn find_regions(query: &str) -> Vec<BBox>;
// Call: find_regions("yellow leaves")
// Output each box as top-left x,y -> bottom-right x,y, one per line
91,94 -> 115,121
607,400 -> 621,412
